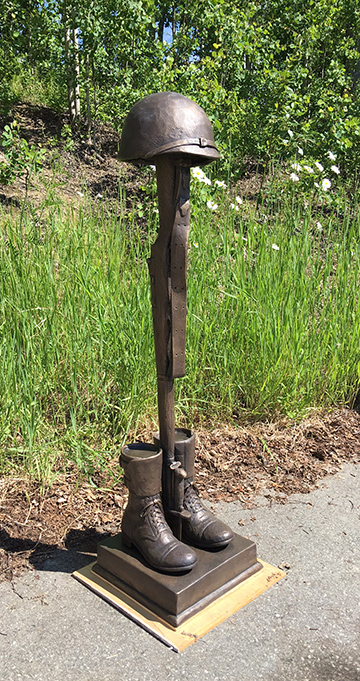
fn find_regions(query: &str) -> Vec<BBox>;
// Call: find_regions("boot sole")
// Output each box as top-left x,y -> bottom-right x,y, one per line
182,533 -> 234,550
122,532 -> 197,574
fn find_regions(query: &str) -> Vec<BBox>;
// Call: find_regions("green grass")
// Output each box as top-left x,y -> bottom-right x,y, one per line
186,195 -> 360,421
0,175 -> 359,484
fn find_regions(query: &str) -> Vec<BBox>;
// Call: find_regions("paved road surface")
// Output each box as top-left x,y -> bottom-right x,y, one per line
1,463 -> 359,681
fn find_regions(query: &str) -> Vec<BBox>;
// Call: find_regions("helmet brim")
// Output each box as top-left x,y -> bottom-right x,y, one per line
158,145 -> 220,166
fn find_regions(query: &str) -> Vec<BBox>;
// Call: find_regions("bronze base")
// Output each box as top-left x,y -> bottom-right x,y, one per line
93,532 -> 262,627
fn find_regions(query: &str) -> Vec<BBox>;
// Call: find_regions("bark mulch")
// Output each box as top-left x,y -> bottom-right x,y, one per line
1,407 -> 359,583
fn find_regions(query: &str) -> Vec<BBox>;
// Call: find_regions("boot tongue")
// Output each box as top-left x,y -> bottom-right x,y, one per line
140,495 -> 162,516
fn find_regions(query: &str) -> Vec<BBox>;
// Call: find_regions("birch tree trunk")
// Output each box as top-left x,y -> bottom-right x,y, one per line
73,25 -> 81,118
63,2 -> 80,122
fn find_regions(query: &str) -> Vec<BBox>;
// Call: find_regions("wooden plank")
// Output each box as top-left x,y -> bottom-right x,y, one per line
73,560 -> 286,652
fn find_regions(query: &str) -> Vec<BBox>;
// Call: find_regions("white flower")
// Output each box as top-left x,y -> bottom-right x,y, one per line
322,178 -> 331,191
281,139 -> 289,145
95,193 -> 103,199
315,162 -> 324,172
207,200 -> 218,211
290,173 -> 299,182
154,208 -> 159,214
272,243 -> 280,251
193,242 -> 199,248
316,221 -> 322,229
288,129 -> 294,138
304,165 -> 314,173
230,203 -> 239,212
298,147 -> 304,155
331,165 -> 340,175
291,163 -> 301,171
235,196 -> 243,204
192,166 -> 212,185
149,165 -> 156,171
191,166 -> 205,180
191,166 -> 211,185
76,191 -> 84,197
214,180 -> 227,188
314,182 -> 319,188
327,151 -> 336,161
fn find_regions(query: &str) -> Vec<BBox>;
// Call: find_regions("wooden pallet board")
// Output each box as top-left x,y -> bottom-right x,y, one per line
73,560 -> 286,652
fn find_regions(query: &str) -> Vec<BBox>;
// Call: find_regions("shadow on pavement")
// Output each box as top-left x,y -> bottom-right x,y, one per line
0,527 -> 112,575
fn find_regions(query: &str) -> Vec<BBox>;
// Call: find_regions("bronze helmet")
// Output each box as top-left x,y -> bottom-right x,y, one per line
119,92 -> 220,166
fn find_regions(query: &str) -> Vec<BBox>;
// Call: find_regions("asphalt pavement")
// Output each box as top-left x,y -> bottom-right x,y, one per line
0,462 -> 359,681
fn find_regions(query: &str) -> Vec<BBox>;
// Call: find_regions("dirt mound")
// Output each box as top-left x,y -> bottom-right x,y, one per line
0,101 -> 134,208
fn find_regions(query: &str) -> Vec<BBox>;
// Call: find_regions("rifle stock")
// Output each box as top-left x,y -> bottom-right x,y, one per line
148,157 -> 190,539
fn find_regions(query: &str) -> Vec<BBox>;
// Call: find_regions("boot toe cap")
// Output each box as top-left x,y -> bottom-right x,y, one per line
165,544 -> 197,571
185,517 -> 234,549
203,521 -> 234,547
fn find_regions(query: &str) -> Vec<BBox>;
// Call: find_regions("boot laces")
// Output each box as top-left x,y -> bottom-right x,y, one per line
184,483 -> 204,513
141,496 -> 168,532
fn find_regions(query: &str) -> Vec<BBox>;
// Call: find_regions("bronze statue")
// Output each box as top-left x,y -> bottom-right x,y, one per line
119,92 -> 233,573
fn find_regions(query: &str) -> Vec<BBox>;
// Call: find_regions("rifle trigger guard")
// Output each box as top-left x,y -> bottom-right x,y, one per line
169,508 -> 191,521
170,460 -> 187,479
179,200 -> 190,217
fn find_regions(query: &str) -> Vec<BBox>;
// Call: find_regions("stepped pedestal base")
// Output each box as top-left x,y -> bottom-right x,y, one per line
92,531 -> 262,627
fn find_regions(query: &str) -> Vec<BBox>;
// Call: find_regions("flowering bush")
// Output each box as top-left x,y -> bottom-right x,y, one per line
190,166 -> 246,220
282,132 -> 342,202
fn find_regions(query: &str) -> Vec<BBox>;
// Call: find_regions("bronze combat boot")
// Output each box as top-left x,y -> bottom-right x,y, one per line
172,429 -> 234,549
120,443 -> 197,573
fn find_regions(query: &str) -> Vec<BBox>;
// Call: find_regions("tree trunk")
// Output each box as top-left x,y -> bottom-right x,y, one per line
65,24 -> 76,120
158,12 -> 165,43
92,60 -> 97,150
85,53 -> 92,142
28,19 -> 34,75
172,6 -> 176,39
73,26 -> 81,118
63,2 -> 81,123
351,36 -> 360,93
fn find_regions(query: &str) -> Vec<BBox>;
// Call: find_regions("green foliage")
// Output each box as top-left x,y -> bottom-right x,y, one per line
10,68 -> 65,112
0,121 -> 46,185
1,1 -> 359,175
60,124 -> 75,152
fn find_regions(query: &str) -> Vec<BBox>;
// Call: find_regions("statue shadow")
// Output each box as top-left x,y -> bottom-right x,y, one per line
0,527 -> 116,575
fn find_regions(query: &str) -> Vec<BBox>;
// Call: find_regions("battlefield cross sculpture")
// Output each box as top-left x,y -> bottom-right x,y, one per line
118,92 -> 234,573
75,93 -> 272,632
